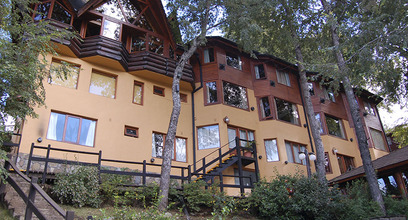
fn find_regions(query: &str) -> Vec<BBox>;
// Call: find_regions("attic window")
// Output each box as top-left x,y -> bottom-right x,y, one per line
51,2 -> 72,24
34,1 -> 73,25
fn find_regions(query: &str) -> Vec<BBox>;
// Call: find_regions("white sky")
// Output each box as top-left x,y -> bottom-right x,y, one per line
378,104 -> 408,129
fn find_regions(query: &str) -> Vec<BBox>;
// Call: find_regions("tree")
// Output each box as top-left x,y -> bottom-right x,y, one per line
319,0 -> 386,215
158,0 -> 224,211
0,0 -> 73,180
224,0 -> 328,184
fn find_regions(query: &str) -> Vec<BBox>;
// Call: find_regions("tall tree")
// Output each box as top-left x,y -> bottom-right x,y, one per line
320,0 -> 386,215
0,0 -> 73,179
224,0 -> 328,184
158,0 -> 224,211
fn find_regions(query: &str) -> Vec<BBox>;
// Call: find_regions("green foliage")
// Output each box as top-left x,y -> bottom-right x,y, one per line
96,205 -> 179,220
384,196 -> 408,217
389,123 -> 408,148
53,166 -> 101,208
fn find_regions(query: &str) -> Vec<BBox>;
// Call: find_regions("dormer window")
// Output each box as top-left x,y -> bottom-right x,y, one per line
33,0 -> 73,25
226,52 -> 242,70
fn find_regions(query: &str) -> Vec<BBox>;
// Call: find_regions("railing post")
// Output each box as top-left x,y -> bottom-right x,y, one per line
26,143 -> 34,176
188,165 -> 191,182
142,160 -> 146,186
42,144 -> 51,184
236,138 -> 244,196
181,167 -> 185,185
202,158 -> 206,175
219,173 -> 223,192
25,177 -> 38,220
97,150 -> 102,183
66,210 -> 75,220
218,148 -> 222,165
252,141 -> 260,183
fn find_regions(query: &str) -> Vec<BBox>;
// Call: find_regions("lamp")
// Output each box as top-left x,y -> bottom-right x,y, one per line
332,148 -> 338,155
298,149 -> 315,178
223,116 -> 230,124
37,137 -> 42,143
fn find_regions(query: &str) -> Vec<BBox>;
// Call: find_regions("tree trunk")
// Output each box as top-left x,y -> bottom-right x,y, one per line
320,0 -> 386,215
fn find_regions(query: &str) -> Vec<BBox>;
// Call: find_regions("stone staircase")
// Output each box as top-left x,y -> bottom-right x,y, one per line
1,172 -> 65,220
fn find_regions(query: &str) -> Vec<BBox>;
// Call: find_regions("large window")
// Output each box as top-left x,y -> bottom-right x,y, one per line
254,64 -> 266,79
364,101 -> 375,115
223,81 -> 248,110
265,139 -> 279,162
285,142 -> 306,165
259,97 -> 272,119
133,81 -> 143,104
34,0 -> 73,25
275,98 -> 299,125
325,115 -> 345,138
49,60 -> 79,89
228,127 -> 254,148
89,71 -> 117,98
46,112 -> 96,147
226,52 -> 242,70
370,128 -> 387,151
152,133 -> 186,162
206,82 -> 218,104
197,125 -> 220,150
315,113 -> 324,134
276,70 -> 291,86
204,48 -> 215,63
337,154 -> 355,174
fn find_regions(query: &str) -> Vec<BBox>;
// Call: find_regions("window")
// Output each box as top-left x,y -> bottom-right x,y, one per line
223,81 -> 248,110
51,2 -> 72,24
364,101 -> 375,115
265,139 -> 279,162
337,154 -> 355,174
325,152 -> 332,173
89,71 -> 116,98
370,128 -> 387,151
46,112 -> 96,147
308,83 -> 314,96
228,127 -> 254,148
254,64 -> 265,79
315,113 -> 324,134
259,97 -> 272,119
234,169 -> 256,186
34,2 -> 51,21
85,18 -> 102,38
204,48 -> 214,63
124,125 -> 138,138
180,93 -> 187,103
152,132 -> 186,162
130,33 -> 146,53
206,81 -> 218,104
149,36 -> 164,55
275,98 -> 299,125
102,19 -> 121,40
276,70 -> 291,86
285,142 -> 306,165
325,115 -> 345,138
133,81 -> 143,104
49,60 -> 79,89
197,125 -> 220,150
153,86 -> 165,96
323,87 -> 335,102
226,52 -> 242,70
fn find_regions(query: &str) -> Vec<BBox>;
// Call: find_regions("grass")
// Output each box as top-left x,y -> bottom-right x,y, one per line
0,204 -> 15,220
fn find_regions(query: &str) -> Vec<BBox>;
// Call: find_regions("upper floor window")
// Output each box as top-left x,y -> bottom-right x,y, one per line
369,128 -> 387,151
149,36 -> 164,55
89,71 -> 117,98
275,98 -> 299,125
315,113 -> 324,134
325,152 -> 332,173
46,112 -> 96,147
254,64 -> 265,79
197,125 -> 220,150
49,60 -> 79,89
226,52 -> 242,70
308,83 -> 314,96
180,93 -> 187,103
102,19 -> 121,40
153,86 -> 165,96
285,141 -> 306,165
204,48 -> 215,63
265,139 -> 279,162
228,127 -> 254,148
364,101 -> 375,115
133,81 -> 143,104
152,132 -> 186,162
124,125 -> 138,138
34,1 -> 73,25
325,115 -> 345,139
223,81 -> 248,110
259,97 -> 272,119
276,70 -> 291,86
337,154 -> 355,174
205,81 -> 218,104
323,87 -> 336,102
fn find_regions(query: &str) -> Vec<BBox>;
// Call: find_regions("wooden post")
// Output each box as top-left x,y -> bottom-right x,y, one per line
188,165 -> 191,182
26,143 -> 34,175
97,151 -> 102,183
252,141 -> 260,183
218,148 -> 222,165
42,144 -> 51,184
142,160 -> 146,185
25,177 -> 38,220
181,167 -> 185,185
66,211 -> 75,220
219,173 -> 223,192
236,137 -> 244,196
202,158 -> 206,175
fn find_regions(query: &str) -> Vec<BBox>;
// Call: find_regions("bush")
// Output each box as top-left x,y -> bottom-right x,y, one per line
53,166 -> 101,208
384,196 -> 408,217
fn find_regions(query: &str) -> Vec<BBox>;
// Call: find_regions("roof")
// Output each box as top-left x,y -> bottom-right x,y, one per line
329,146 -> 408,184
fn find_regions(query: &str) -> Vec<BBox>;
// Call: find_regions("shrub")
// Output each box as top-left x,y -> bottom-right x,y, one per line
384,196 -> 408,217
182,180 -> 213,213
52,166 -> 101,208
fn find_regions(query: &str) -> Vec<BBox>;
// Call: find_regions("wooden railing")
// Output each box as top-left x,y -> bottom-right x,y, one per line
3,159 -> 74,220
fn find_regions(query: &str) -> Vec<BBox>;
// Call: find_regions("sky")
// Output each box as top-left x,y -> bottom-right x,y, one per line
378,105 -> 408,129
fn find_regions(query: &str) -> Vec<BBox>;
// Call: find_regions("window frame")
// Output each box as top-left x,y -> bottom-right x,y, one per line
152,132 -> 187,162
264,139 -> 279,162
254,64 -> 266,79
124,125 -> 138,138
153,85 -> 165,97
227,126 -> 254,149
226,52 -> 242,70
259,96 -> 273,120
46,111 -> 97,147
180,93 -> 188,103
323,87 -> 336,102
369,127 -> 387,151
197,124 -> 221,150
132,81 -> 144,105
203,48 -> 215,63
33,0 -> 73,25
325,152 -> 332,174
89,70 -> 117,98
337,154 -> 355,174
285,141 -> 306,165
205,81 -> 219,105
222,81 -> 249,110
274,97 -> 300,125
48,59 -> 80,89
364,101 -> 375,115
276,70 -> 291,87
324,114 -> 346,139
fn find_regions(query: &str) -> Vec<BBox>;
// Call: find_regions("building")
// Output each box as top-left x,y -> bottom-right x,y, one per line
10,0 -> 391,196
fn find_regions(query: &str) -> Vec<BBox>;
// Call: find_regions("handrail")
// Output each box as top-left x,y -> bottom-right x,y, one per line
193,139 -> 235,166
5,159 -> 74,220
